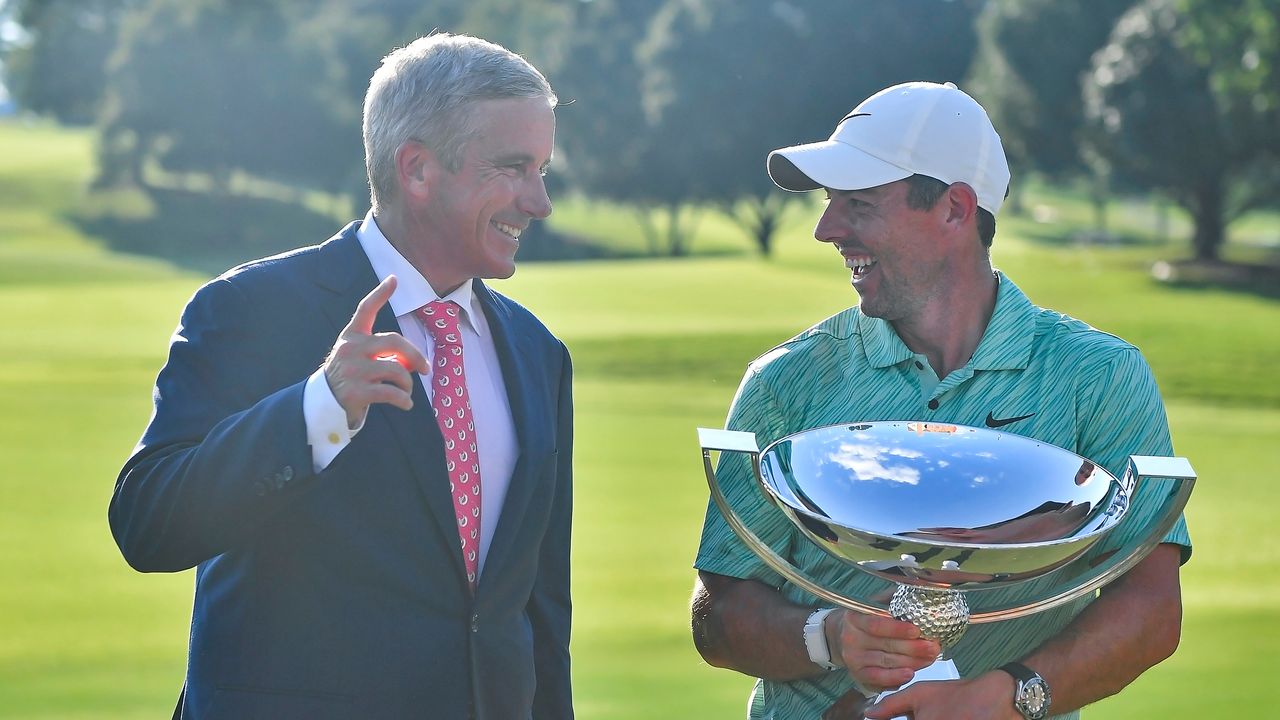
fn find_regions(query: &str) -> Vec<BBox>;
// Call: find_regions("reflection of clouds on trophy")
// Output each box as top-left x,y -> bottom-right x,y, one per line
825,440 -> 925,486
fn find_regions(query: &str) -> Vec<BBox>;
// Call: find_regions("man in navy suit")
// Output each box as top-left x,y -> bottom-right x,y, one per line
110,33 -> 572,719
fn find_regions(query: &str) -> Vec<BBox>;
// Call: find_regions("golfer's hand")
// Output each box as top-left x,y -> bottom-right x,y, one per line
864,672 -> 1020,720
826,609 -> 941,693
323,275 -> 429,428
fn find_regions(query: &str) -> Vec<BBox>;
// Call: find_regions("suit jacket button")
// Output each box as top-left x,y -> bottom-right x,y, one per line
252,481 -> 267,496
281,465 -> 294,482
471,614 -> 479,633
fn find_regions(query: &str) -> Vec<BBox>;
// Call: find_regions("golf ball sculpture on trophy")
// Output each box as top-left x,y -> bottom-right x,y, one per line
698,421 -> 1195,709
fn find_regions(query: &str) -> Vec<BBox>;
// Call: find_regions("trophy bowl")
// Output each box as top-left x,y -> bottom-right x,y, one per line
699,421 -> 1195,649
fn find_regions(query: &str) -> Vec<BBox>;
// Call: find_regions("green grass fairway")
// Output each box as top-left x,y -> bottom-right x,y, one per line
2,120 -> 1277,718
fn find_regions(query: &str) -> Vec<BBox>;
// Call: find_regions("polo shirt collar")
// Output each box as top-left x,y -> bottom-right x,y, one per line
858,310 -> 915,369
856,271 -> 1037,371
970,272 -> 1036,371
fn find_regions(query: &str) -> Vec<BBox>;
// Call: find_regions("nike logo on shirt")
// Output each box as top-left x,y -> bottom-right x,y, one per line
985,411 -> 1036,428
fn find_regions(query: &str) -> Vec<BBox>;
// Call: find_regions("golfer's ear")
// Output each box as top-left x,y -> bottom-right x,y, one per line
942,182 -> 979,226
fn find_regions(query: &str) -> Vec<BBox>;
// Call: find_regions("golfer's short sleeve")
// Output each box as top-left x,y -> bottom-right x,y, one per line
695,366 -> 797,587
1078,346 -> 1192,561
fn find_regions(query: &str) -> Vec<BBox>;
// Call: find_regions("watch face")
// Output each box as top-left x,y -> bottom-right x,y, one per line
1017,678 -> 1051,718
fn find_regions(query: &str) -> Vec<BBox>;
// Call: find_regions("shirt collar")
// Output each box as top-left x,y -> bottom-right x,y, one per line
969,272 -> 1036,371
858,310 -> 914,369
856,271 -> 1037,371
355,211 -> 485,337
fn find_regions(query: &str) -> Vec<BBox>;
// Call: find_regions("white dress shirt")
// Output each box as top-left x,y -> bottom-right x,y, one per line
302,212 -> 517,576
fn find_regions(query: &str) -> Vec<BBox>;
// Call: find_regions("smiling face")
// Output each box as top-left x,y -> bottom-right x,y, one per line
815,180 -> 951,323
412,96 -> 555,294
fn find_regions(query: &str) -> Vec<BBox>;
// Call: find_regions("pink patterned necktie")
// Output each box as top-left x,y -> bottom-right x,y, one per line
415,300 -> 482,589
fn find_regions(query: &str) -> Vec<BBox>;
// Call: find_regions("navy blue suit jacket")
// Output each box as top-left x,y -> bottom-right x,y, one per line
110,222 -> 573,719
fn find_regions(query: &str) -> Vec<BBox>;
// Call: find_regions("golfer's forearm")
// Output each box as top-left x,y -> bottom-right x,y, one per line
1020,544 -> 1183,714
692,570 -> 825,681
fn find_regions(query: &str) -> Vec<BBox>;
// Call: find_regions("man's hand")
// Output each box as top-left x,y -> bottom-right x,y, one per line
825,609 -> 941,693
863,671 -> 1019,720
323,275 -> 429,428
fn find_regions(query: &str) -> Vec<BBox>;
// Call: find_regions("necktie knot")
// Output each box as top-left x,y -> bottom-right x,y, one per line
417,300 -> 462,347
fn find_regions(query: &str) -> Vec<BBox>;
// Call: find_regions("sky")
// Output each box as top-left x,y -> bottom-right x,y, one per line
0,16 -> 23,108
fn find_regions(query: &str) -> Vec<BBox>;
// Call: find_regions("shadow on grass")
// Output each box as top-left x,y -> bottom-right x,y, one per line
70,187 -> 341,275
1013,224 -> 1164,248
1153,259 -> 1280,300
571,331 -> 793,386
1006,214 -> 1279,301
70,187 -> 650,276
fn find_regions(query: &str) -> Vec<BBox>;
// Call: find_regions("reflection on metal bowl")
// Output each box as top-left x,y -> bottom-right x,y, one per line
698,421 -> 1194,624
757,422 -> 1124,590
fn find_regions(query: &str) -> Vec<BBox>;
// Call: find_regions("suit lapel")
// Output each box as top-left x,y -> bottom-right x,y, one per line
473,281 -> 543,583
313,225 -> 467,585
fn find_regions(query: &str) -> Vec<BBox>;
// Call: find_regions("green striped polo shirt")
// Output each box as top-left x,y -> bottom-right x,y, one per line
695,273 -> 1192,720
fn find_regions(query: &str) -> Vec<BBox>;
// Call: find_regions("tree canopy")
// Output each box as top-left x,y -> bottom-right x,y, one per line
2,0 -> 1273,261
638,0 -> 980,255
1083,0 -> 1280,259
972,0 -> 1136,182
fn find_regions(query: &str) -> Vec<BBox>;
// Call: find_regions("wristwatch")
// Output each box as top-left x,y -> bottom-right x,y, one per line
1000,662 -> 1052,719
803,608 -> 841,671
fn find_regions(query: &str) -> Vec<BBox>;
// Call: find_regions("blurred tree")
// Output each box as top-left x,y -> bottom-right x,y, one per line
971,0 -> 1136,185
551,0 -> 683,255
446,0 -> 573,76
97,0 -> 367,196
1083,0 -> 1280,260
639,0 -> 980,256
4,0 -> 138,124
970,0 -> 1137,230
96,0 -> 574,202
1175,0 -> 1279,175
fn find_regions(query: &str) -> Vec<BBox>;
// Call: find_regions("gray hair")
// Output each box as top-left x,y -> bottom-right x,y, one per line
362,33 -> 557,214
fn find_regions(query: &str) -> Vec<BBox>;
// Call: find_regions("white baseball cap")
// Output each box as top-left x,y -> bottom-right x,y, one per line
767,81 -> 1011,215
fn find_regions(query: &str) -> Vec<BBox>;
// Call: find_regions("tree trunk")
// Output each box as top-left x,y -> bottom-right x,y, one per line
1154,198 -> 1169,243
1091,195 -> 1108,238
635,208 -> 662,256
665,202 -> 687,257
722,195 -> 787,256
1005,180 -> 1026,216
1086,168 -> 1110,241
1190,185 -> 1224,261
754,212 -> 777,257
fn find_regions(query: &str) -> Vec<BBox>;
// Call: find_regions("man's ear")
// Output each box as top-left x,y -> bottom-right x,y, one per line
396,140 -> 438,203
942,182 -> 979,229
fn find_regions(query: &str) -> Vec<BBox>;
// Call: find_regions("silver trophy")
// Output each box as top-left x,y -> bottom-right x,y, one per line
698,421 -> 1194,696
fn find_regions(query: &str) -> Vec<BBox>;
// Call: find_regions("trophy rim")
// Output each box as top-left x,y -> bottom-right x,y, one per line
698,424 -> 1194,622
757,420 -> 1126,552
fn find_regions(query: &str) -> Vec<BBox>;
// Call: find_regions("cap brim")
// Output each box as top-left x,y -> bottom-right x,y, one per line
767,141 -> 912,193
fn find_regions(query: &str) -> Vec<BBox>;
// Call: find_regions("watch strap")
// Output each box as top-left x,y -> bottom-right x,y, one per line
999,661 -> 1037,683
803,608 -> 840,671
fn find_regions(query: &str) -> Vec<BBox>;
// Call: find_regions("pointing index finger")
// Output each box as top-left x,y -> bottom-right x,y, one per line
346,275 -> 397,336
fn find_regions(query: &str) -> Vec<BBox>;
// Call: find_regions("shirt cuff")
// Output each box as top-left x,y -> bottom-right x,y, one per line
304,368 -> 364,472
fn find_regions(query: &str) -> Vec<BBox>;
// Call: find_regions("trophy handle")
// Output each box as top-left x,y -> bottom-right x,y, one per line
699,428 -> 892,617
969,455 -> 1196,623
